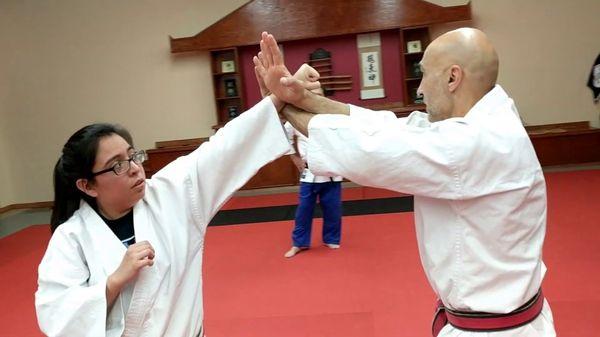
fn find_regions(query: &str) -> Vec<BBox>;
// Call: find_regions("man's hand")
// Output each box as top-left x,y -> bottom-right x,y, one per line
253,32 -> 318,104
255,63 -> 321,99
294,63 -> 321,89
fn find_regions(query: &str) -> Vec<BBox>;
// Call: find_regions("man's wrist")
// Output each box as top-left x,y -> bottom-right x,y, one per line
296,90 -> 314,112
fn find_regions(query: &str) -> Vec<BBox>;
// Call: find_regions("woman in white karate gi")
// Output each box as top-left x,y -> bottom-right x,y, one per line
35,66 -> 319,336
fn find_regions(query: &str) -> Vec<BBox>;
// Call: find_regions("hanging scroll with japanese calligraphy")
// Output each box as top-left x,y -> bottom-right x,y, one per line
357,32 -> 385,100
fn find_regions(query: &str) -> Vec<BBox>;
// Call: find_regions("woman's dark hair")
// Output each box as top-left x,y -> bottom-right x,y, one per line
50,123 -> 133,232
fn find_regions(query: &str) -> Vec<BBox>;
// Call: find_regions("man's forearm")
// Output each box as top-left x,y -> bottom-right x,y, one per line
281,105 -> 315,137
296,91 -> 350,116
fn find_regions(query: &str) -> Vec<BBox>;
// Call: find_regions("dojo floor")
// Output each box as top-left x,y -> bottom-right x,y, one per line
1,169 -> 598,336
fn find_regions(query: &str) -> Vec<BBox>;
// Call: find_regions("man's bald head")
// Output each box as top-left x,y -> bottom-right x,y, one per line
417,28 -> 499,122
431,28 -> 499,92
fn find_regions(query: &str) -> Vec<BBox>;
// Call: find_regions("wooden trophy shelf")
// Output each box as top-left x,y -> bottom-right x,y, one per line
400,26 -> 430,106
210,48 -> 245,130
160,0 -> 473,190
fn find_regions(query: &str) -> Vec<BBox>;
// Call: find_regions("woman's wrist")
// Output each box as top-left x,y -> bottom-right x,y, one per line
269,94 -> 285,112
107,273 -> 124,296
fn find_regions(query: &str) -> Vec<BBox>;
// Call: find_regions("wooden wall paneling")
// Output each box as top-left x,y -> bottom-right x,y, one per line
145,122 -> 600,179
145,143 -> 299,190
144,145 -> 200,177
242,156 -> 299,189
155,138 -> 207,148
170,0 -> 471,52
142,124 -> 600,191
0,201 -> 54,215
528,125 -> 600,166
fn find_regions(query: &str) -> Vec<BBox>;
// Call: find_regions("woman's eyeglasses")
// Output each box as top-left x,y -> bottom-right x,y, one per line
91,150 -> 148,177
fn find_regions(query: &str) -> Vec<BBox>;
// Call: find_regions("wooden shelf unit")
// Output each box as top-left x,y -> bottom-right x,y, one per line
400,26 -> 430,106
210,48 -> 245,128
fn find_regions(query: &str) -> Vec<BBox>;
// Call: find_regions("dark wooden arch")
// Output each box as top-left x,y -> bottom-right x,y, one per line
170,0 -> 471,52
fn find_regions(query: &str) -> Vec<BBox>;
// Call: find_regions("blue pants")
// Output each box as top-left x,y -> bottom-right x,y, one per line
292,181 -> 342,247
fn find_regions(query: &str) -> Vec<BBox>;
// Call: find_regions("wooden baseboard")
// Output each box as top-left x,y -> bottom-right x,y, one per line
0,201 -> 53,215
527,121 -> 600,166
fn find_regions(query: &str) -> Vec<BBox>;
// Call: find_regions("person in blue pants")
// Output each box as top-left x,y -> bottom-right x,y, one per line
284,122 -> 343,258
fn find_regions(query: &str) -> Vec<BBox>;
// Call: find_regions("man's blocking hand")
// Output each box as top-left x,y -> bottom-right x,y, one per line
253,32 -> 319,104
255,63 -> 322,99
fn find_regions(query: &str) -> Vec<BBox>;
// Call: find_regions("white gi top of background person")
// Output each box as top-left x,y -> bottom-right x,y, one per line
284,122 -> 343,183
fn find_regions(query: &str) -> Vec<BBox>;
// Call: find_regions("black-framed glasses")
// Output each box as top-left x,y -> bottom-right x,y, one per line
91,150 -> 148,177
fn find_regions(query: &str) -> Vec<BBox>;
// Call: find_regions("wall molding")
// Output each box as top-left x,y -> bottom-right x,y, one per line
0,201 -> 53,215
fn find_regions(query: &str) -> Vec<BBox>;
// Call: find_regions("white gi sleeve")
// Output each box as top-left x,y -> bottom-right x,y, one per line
152,97 -> 292,226
306,105 -> 480,199
347,104 -> 400,128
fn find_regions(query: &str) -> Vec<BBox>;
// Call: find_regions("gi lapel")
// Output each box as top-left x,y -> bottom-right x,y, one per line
79,201 -> 127,277
122,200 -> 170,336
79,201 -> 133,334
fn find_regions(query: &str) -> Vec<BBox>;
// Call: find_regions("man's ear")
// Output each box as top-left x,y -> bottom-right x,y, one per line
448,65 -> 462,93
76,178 -> 98,198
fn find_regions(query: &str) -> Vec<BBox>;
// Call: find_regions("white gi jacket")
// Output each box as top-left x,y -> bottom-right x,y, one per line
35,97 -> 291,337
306,85 -> 555,336
283,122 -> 343,183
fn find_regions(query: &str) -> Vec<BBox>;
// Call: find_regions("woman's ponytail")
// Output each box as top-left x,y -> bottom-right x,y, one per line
50,123 -> 133,232
50,157 -> 84,232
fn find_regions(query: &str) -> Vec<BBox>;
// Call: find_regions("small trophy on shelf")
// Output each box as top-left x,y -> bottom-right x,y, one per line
224,79 -> 237,97
228,106 -> 239,119
406,40 -> 422,54
411,61 -> 422,78
221,60 -> 235,73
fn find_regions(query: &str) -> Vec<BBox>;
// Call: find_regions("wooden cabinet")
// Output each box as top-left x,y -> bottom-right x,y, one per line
400,26 -> 430,106
210,48 -> 245,129
144,138 -> 300,190
242,156 -> 300,189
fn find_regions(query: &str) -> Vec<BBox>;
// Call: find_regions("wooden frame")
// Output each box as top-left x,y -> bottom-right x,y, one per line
170,0 -> 471,52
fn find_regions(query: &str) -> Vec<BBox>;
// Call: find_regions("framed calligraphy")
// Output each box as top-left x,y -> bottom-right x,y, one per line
357,33 -> 385,99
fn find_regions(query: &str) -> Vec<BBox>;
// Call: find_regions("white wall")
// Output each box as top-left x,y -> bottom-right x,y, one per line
0,0 -> 248,207
0,120 -> 12,208
1,0 -> 599,206
0,8 -> 14,208
431,0 -> 600,126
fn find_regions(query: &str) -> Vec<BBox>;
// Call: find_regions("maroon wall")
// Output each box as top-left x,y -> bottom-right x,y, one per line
239,29 -> 404,109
